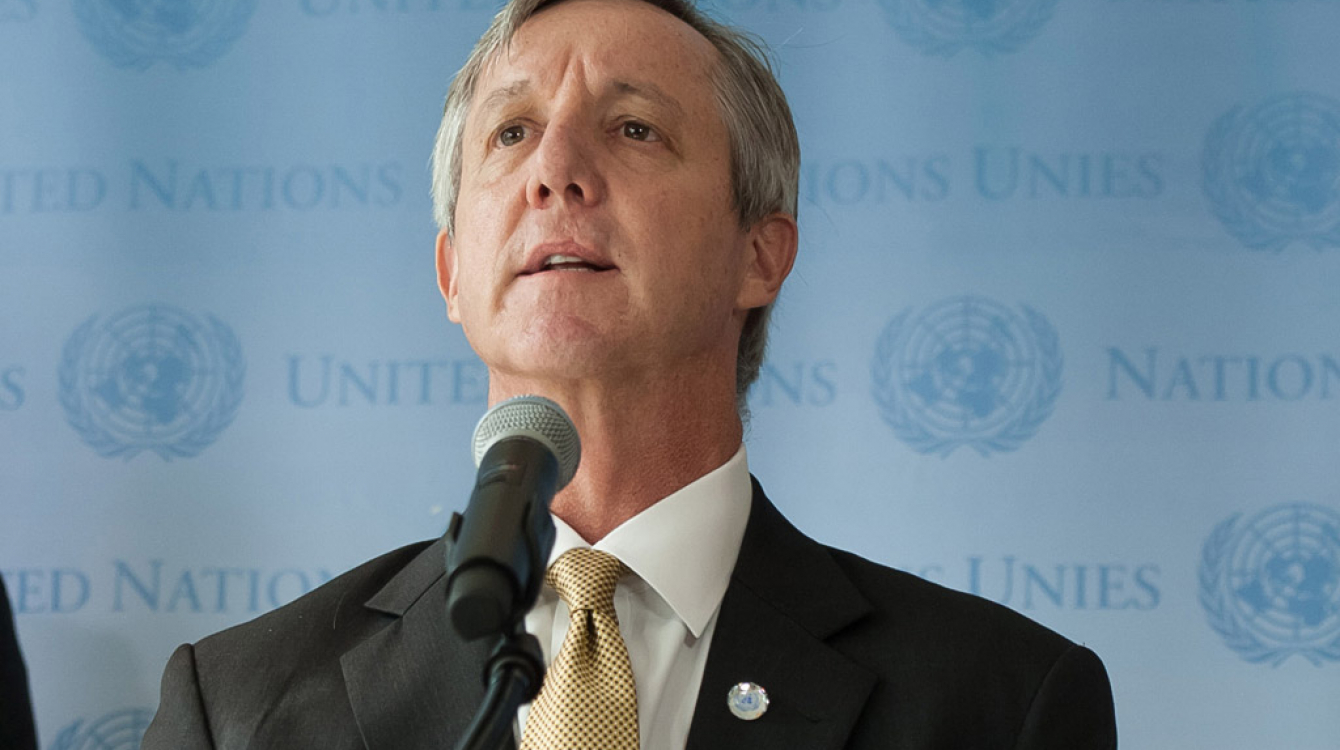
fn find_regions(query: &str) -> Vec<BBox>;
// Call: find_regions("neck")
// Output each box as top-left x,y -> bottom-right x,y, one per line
488,365 -> 742,542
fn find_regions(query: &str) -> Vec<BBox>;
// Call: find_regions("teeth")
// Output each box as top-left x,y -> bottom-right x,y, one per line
544,254 -> 586,267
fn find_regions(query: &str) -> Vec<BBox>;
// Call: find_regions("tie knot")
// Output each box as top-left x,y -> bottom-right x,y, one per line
546,548 -> 627,613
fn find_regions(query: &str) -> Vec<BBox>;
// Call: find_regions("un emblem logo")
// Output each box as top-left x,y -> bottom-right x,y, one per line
50,708 -> 152,750
0,0 -> 37,21
1200,503 -> 1340,666
59,305 -> 245,460
875,0 -> 1057,56
871,296 -> 1062,456
73,0 -> 257,70
1203,93 -> 1340,252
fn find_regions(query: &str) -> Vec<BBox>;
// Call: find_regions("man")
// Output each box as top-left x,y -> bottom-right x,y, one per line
2,577 -> 39,750
144,0 -> 1117,747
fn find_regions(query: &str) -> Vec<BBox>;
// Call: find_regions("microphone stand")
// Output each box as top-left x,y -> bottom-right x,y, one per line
455,624 -> 545,750
444,444 -> 558,750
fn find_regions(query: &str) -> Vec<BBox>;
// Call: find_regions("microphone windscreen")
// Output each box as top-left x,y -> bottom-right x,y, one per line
471,395 -> 581,490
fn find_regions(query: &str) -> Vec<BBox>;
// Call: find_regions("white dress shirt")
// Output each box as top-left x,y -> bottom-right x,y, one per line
516,445 -> 752,750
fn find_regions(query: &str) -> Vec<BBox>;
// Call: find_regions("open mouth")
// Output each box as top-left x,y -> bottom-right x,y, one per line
526,254 -> 617,274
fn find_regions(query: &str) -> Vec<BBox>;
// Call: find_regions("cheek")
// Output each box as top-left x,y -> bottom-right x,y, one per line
644,177 -> 733,250
453,188 -> 516,287
457,178 -> 511,238
676,205 -> 744,280
448,236 -> 500,324
632,192 -> 740,299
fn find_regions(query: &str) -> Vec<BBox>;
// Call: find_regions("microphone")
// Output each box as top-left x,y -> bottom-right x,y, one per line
445,395 -> 581,641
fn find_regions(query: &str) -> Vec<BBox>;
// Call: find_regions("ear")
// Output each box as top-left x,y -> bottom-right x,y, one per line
736,212 -> 798,311
435,229 -> 462,323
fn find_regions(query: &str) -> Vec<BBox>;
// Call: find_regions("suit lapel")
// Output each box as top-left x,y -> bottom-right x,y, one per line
687,482 -> 877,750
340,538 -> 516,750
337,484 -> 873,750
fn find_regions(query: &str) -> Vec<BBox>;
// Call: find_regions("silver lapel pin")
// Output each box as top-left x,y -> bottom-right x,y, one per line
727,681 -> 769,721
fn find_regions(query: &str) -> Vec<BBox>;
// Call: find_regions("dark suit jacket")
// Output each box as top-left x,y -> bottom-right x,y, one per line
1,577 -> 39,750
143,480 -> 1116,749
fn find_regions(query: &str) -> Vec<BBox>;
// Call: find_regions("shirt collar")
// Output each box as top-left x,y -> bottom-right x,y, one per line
545,444 -> 751,638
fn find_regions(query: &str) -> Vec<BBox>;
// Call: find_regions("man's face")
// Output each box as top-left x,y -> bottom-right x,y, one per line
439,0 -> 766,386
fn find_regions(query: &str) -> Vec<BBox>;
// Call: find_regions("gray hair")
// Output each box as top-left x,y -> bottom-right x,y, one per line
430,0 -> 799,409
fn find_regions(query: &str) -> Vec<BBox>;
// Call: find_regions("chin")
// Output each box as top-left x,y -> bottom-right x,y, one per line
490,318 -> 632,380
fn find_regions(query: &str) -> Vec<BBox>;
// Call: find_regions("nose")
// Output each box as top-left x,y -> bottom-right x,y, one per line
526,122 -> 604,209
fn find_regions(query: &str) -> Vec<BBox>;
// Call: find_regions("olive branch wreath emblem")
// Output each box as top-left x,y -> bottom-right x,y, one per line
59,310 -> 245,461
876,0 -> 1058,57
871,303 -> 1062,457
1199,508 -> 1340,667
72,0 -> 257,71
1201,94 -> 1340,253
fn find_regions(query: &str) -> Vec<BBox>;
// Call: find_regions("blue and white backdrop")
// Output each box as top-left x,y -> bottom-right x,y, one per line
3,1 -> 1340,748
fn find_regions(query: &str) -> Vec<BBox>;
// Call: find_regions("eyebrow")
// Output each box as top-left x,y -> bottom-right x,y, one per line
611,80 -> 685,119
474,79 -> 685,120
477,80 -> 532,118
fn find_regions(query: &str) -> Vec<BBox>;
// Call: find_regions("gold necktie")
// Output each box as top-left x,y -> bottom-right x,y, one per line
521,548 -> 639,750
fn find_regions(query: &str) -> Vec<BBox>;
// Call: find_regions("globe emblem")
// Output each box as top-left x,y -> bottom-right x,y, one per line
875,0 -> 1058,56
1202,93 -> 1340,251
1200,503 -> 1340,666
871,297 -> 1062,456
50,708 -> 152,750
73,0 -> 257,70
59,305 -> 245,460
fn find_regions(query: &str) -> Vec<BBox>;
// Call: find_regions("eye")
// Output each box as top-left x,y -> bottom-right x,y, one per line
621,121 -> 660,142
497,124 -> 527,147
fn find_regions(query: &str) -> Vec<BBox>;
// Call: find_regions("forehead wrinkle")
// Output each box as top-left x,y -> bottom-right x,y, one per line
488,1 -> 717,113
476,79 -> 533,119
610,80 -> 685,119
476,70 -> 687,127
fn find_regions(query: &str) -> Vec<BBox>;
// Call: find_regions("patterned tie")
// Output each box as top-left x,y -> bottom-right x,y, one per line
521,548 -> 639,750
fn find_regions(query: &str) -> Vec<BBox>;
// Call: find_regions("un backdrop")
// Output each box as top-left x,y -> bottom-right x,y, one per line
3,1 -> 1340,748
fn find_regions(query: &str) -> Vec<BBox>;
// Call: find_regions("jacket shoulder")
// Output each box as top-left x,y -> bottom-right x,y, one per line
191,540 -> 436,691
821,547 -> 1114,747
827,546 -> 1078,658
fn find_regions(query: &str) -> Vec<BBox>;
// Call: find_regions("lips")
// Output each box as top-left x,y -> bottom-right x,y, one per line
538,254 -> 612,272
520,243 -> 617,275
